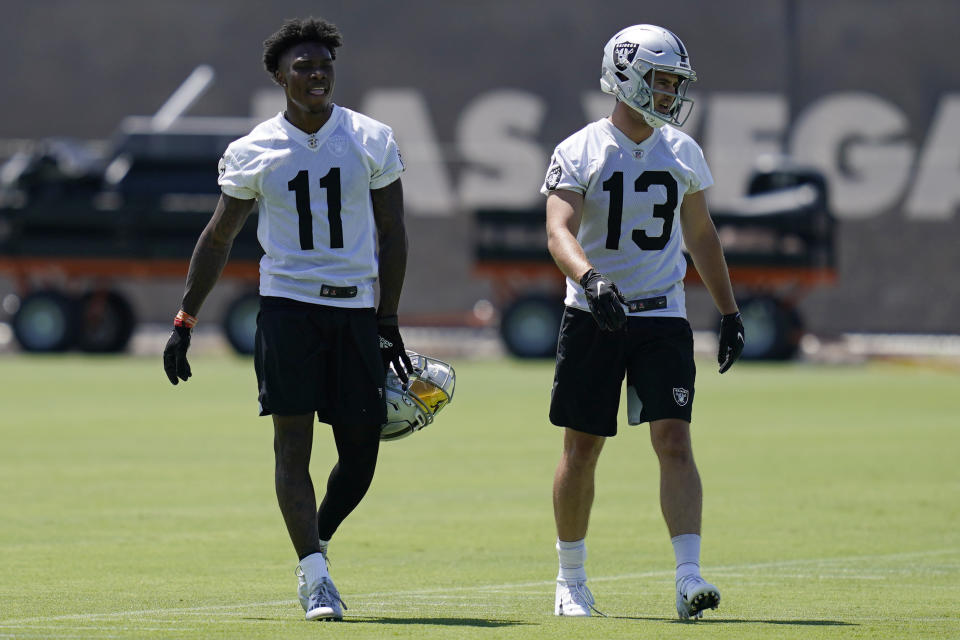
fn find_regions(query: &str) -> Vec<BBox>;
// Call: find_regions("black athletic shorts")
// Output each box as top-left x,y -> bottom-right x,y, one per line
254,296 -> 386,425
549,307 -> 696,436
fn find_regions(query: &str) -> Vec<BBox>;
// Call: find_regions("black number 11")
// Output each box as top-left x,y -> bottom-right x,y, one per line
287,167 -> 343,250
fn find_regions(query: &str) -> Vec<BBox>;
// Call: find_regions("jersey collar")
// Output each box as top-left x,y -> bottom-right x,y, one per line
277,105 -> 342,152
600,117 -> 662,159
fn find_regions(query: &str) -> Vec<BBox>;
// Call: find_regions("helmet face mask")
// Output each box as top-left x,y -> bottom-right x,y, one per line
380,351 -> 456,442
600,24 -> 697,128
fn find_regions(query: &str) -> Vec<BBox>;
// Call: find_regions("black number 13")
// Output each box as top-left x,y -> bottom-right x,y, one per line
601,170 -> 678,251
287,167 -> 342,250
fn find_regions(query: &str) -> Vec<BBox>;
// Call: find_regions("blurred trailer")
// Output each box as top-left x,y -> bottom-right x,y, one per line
0,67 -> 263,354
474,162 -> 836,360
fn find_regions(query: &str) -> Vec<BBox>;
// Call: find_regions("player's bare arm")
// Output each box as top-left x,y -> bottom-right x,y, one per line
180,194 -> 257,316
371,178 -> 407,319
163,194 -> 255,385
679,189 -> 737,315
545,189 -> 591,282
371,177 -> 412,380
547,188 -> 626,332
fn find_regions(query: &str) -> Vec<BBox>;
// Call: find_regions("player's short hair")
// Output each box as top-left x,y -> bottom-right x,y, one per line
262,17 -> 343,77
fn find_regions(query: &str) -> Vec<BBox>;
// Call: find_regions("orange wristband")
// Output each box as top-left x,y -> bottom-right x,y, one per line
174,310 -> 198,329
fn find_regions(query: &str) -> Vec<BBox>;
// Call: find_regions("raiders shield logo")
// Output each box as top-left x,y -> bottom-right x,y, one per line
327,134 -> 348,157
614,42 -> 639,70
545,164 -> 562,190
673,387 -> 690,406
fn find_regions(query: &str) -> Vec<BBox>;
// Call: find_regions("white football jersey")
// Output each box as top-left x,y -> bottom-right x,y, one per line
218,107 -> 404,307
541,119 -> 712,318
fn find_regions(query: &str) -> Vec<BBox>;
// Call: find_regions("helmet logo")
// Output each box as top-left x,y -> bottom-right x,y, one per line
613,42 -> 639,71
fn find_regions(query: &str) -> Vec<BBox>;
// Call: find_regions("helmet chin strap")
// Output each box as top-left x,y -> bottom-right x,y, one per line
642,109 -> 669,128
644,115 -> 667,128
618,90 -> 669,129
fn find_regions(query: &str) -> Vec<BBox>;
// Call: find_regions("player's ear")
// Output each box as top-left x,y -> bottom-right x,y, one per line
274,70 -> 286,87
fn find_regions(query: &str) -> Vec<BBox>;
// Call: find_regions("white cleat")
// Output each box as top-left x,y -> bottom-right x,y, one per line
295,564 -> 310,612
295,551 -> 329,612
676,575 -> 720,620
305,577 -> 346,621
555,580 -> 605,617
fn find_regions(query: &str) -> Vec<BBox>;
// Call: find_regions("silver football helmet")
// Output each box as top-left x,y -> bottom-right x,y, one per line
600,24 -> 697,128
380,351 -> 456,442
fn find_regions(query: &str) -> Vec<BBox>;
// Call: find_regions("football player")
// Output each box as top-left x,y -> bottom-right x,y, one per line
162,17 -> 412,621
542,24 -> 744,620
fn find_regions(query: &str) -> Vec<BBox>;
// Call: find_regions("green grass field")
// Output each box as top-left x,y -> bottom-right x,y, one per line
0,354 -> 957,639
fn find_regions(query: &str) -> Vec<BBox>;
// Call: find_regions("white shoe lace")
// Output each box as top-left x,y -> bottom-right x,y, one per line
560,581 -> 606,617
309,578 -> 348,613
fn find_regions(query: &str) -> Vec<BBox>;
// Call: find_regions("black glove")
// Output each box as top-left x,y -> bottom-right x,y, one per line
580,269 -> 627,332
718,312 -> 745,374
163,324 -> 193,385
377,317 -> 413,384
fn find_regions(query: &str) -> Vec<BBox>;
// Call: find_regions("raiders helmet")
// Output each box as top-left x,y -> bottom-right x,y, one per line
600,24 -> 697,128
380,351 -> 456,442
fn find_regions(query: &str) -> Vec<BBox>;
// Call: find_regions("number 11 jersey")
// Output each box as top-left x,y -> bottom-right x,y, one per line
218,106 -> 404,308
541,118 -> 712,318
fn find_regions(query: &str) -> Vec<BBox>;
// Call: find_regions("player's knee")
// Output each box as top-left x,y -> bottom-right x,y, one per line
563,438 -> 604,470
345,439 -> 380,471
274,435 -> 311,472
336,426 -> 380,466
651,422 -> 693,463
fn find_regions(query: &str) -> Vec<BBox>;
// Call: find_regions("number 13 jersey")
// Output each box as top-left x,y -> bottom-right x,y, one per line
218,106 -> 404,308
541,118 -> 712,318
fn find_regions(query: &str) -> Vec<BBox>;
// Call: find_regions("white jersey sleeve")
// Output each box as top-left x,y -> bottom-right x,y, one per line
369,130 -> 404,190
542,143 -> 591,195
670,129 -> 713,194
218,147 -> 260,201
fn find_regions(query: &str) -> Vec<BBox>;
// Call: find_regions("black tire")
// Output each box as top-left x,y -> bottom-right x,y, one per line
76,291 -> 136,353
11,290 -> 77,352
499,294 -> 564,359
222,291 -> 260,355
734,295 -> 803,360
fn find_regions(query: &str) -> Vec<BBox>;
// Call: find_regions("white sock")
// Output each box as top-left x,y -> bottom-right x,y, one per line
671,533 -> 701,582
318,539 -> 330,557
556,538 -> 587,583
299,551 -> 330,586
